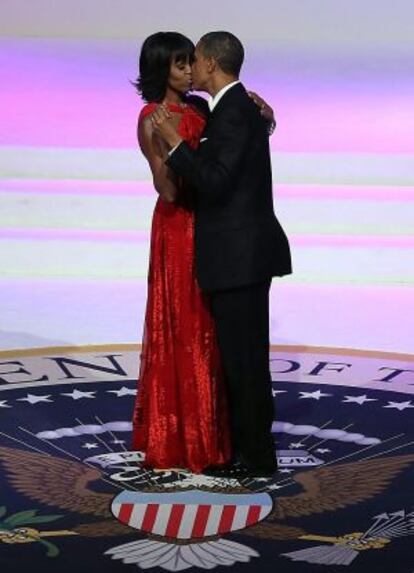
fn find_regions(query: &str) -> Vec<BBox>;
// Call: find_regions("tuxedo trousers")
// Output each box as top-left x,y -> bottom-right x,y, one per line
209,279 -> 277,470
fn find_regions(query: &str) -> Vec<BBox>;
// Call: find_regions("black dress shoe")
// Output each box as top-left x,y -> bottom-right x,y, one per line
244,465 -> 277,479
237,455 -> 278,479
203,461 -> 249,479
204,462 -> 277,480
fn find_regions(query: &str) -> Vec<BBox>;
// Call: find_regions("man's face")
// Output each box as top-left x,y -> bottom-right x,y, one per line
191,43 -> 211,91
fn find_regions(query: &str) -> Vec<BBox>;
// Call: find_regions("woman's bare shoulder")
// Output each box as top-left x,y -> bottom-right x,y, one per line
138,102 -> 157,124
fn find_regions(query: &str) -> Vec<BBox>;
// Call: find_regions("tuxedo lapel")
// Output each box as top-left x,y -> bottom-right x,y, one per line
200,83 -> 245,141
209,82 -> 246,117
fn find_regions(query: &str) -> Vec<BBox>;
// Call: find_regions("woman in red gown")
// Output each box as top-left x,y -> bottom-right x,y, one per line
131,32 -> 231,473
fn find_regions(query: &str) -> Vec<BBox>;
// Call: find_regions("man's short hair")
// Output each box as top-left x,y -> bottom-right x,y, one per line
198,31 -> 244,76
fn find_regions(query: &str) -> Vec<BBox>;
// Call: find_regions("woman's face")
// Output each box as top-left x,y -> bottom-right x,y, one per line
168,56 -> 192,94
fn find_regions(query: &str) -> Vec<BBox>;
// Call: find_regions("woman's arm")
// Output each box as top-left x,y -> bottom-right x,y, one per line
138,116 -> 178,203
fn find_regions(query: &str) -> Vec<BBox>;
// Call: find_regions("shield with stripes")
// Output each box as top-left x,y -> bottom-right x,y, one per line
111,489 -> 273,539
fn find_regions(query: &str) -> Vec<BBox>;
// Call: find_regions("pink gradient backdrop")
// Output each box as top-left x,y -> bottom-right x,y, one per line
1,39 -> 413,153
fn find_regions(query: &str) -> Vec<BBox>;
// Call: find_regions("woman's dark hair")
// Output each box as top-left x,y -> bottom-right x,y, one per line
133,32 -> 195,103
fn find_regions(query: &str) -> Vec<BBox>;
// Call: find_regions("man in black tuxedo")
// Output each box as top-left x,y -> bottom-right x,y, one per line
152,31 -> 292,477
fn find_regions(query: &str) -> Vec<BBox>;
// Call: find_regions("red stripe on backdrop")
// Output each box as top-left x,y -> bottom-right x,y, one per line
218,505 -> 237,534
191,505 -> 211,538
246,505 -> 262,526
118,503 -> 134,524
165,504 -> 185,538
141,504 -> 159,532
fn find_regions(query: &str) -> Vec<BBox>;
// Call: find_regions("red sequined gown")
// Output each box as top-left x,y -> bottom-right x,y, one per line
132,102 -> 231,473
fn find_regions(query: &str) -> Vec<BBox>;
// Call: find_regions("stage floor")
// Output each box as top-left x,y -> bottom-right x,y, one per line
0,342 -> 413,573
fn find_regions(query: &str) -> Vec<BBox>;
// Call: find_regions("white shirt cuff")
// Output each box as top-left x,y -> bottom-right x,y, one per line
168,142 -> 181,156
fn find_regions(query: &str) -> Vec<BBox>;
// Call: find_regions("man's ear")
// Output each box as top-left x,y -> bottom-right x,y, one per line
207,57 -> 216,73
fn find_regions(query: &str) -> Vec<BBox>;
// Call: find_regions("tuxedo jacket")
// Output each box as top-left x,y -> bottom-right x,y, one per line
167,83 -> 292,292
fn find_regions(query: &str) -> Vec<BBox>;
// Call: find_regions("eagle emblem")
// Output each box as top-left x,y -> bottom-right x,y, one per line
1,444 -> 413,570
